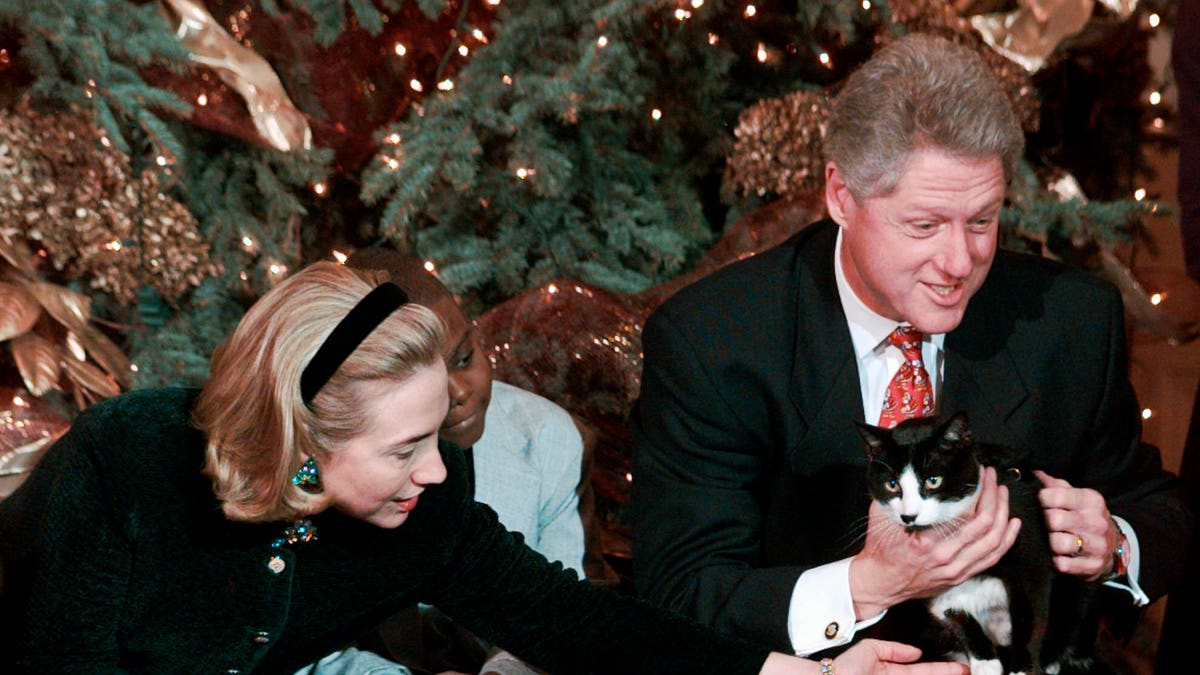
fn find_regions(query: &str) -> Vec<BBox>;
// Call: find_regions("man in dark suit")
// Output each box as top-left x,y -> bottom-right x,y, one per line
631,33 -> 1188,657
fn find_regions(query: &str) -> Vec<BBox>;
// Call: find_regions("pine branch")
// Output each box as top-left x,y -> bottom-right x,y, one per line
361,0 -> 737,300
2,0 -> 192,160
172,132 -> 333,298
273,0 -> 449,45
128,278 -> 245,389
1001,159 -> 1150,266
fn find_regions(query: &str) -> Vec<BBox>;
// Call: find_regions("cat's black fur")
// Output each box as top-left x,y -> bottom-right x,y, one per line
853,412 -> 1112,675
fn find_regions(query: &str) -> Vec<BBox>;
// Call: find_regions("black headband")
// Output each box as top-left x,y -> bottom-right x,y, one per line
300,282 -> 409,405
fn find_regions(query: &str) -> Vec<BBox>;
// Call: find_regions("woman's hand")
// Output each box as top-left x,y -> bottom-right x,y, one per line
760,640 -> 968,674
835,639 -> 968,673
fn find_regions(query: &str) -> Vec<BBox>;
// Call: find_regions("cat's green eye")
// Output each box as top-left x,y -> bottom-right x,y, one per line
924,476 -> 943,489
885,479 -> 900,493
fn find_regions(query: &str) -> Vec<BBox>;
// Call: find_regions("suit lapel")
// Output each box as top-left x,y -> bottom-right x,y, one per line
786,222 -> 866,462
942,267 -> 1029,449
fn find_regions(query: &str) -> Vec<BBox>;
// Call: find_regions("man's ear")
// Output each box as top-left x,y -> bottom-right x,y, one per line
824,161 -> 854,227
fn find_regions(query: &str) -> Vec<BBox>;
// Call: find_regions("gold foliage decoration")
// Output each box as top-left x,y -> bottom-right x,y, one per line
723,90 -> 829,200
0,255 -> 129,406
0,98 -> 166,407
10,334 -> 60,397
0,282 -> 41,342
0,99 -> 221,305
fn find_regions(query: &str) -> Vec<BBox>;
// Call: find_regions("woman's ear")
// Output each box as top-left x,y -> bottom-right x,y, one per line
824,162 -> 854,227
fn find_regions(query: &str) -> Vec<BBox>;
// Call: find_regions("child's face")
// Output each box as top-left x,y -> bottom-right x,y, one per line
433,295 -> 494,449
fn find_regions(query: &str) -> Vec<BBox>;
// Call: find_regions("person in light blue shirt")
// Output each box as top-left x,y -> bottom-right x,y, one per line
472,380 -> 586,573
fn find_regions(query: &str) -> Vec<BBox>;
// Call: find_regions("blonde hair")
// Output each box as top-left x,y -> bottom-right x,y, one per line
194,261 -> 445,522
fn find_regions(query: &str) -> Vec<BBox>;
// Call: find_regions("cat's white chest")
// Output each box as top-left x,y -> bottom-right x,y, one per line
929,575 -> 1012,647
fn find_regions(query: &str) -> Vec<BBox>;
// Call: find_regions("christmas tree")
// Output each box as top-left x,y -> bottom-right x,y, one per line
0,0 -> 1191,519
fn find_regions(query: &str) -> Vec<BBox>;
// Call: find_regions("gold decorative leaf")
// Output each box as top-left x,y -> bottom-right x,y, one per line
0,281 -> 42,342
10,333 -> 62,396
78,324 -> 133,388
27,281 -> 92,334
62,357 -> 121,400
0,230 -> 37,276
65,331 -> 87,361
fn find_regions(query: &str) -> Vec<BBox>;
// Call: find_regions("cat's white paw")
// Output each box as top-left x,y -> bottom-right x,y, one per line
968,657 -> 1002,675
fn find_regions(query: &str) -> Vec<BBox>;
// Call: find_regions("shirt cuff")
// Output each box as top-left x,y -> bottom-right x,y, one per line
786,559 -> 886,656
1106,515 -> 1149,606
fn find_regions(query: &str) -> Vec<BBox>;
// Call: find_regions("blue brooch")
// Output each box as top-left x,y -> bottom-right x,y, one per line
271,519 -> 318,548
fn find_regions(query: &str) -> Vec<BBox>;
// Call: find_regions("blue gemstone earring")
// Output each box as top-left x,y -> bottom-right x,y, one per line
292,456 -> 320,492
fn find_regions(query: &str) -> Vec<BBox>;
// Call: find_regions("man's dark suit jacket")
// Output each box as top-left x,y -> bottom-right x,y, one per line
631,218 -> 1189,652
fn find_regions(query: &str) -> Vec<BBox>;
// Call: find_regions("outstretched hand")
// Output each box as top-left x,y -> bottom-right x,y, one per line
1035,470 -> 1117,580
759,641 -> 968,674
849,467 -> 1022,619
836,639 -> 969,674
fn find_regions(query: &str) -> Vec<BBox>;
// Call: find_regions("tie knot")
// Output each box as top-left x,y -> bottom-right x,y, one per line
888,326 -> 925,359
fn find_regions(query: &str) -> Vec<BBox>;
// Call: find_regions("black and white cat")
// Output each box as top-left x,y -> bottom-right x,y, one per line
855,411 -> 1111,675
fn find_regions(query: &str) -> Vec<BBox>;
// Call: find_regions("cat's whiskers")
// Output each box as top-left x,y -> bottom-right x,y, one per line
847,510 -> 913,551
845,510 -> 888,549
877,514 -> 916,550
929,515 -> 969,540
843,512 -> 875,546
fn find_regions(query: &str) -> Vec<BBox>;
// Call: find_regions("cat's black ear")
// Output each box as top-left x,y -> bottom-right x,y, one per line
941,411 -> 972,443
855,420 -> 885,460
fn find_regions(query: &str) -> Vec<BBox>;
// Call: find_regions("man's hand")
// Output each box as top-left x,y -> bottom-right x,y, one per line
849,467 -> 1022,620
1035,470 -> 1116,581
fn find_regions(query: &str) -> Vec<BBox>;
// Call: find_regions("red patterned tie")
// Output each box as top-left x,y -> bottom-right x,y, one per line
878,326 -> 934,428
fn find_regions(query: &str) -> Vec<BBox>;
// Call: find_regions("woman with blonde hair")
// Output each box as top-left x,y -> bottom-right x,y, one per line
0,261 -> 963,675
